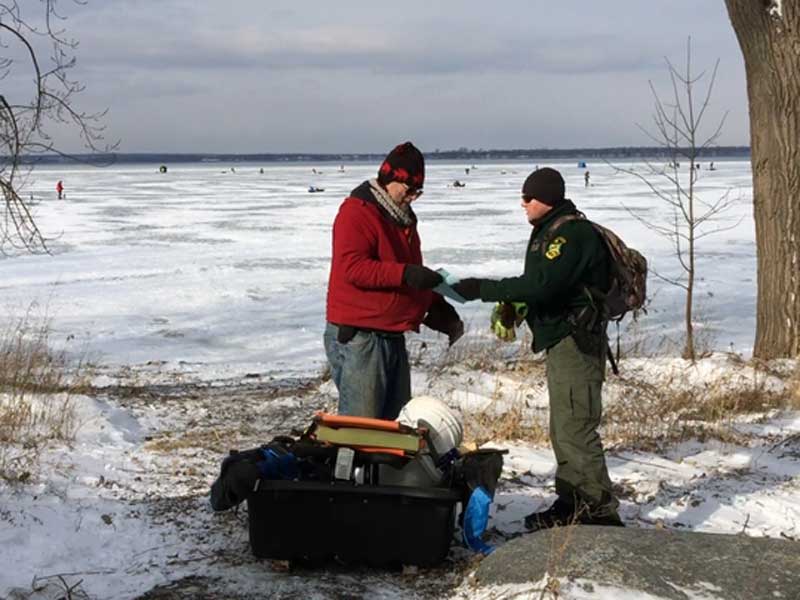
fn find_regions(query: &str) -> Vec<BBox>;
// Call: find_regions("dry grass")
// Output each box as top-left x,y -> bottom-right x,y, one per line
454,348 -> 800,452
603,366 -> 800,451
538,519 -> 585,600
144,425 -> 259,453
0,312 -> 91,480
461,369 -> 549,448
415,319 -> 538,376
463,401 -> 549,449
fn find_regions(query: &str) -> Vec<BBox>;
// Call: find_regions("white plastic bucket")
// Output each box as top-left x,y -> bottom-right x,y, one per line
397,396 -> 463,456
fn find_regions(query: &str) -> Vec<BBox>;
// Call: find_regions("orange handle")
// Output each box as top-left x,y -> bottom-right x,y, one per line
314,411 -> 403,432
350,446 -> 408,457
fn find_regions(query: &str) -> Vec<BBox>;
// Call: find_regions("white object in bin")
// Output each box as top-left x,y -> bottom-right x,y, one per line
334,447 -> 355,480
381,397 -> 463,488
397,396 -> 463,456
353,465 -> 365,485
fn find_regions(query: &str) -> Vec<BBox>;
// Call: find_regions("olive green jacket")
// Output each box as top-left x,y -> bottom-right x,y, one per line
479,200 -> 610,352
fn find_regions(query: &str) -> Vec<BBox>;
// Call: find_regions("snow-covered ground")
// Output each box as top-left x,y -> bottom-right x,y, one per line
3,159 -> 797,600
2,357 -> 798,600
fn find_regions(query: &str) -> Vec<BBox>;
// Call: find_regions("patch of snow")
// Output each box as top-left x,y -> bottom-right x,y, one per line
449,575 -> 727,599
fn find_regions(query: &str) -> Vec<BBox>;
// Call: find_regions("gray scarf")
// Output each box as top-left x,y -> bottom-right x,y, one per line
369,179 -> 414,227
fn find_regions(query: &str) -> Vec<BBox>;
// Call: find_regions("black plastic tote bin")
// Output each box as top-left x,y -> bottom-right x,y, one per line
247,480 -> 461,566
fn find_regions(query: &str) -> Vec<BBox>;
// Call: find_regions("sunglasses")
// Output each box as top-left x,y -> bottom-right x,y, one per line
405,185 -> 424,198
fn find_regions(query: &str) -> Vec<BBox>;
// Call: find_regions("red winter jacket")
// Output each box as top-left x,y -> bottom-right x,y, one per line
326,182 -> 435,332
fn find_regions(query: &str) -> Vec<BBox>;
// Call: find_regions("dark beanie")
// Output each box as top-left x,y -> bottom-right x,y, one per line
522,167 -> 565,206
378,142 -> 425,188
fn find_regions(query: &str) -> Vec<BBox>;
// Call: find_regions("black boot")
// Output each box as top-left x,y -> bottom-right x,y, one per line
578,510 -> 625,527
523,497 -> 578,532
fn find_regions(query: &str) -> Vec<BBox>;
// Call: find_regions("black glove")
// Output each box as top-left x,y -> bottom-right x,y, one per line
403,264 -> 443,290
424,299 -> 465,346
447,319 -> 465,346
452,278 -> 483,301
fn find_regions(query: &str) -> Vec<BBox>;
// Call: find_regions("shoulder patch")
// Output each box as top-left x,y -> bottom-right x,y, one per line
545,236 -> 567,260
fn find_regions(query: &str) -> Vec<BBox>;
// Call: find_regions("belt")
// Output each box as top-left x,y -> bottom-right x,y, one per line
331,322 -> 405,342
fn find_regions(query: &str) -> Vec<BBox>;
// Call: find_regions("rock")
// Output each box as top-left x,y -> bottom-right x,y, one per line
474,526 -> 800,600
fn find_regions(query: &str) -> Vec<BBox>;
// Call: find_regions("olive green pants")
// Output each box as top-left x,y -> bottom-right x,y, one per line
546,335 -> 619,518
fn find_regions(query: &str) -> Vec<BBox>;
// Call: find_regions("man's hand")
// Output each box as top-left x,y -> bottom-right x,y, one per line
403,264 -> 443,290
447,319 -> 465,346
452,278 -> 483,301
424,299 -> 465,346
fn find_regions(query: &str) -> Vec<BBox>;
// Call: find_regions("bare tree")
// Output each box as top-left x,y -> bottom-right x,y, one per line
0,0 -> 114,255
725,1 -> 800,359
613,39 -> 738,361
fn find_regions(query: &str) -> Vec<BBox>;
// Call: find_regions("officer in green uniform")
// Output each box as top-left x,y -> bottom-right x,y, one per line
453,167 -> 623,530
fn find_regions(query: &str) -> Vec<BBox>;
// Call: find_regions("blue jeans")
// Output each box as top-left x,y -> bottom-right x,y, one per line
323,322 -> 411,419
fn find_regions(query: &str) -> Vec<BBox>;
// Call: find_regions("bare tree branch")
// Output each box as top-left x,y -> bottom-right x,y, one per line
0,0 -> 115,255
694,215 -> 746,240
650,266 -> 689,291
611,38 -> 735,361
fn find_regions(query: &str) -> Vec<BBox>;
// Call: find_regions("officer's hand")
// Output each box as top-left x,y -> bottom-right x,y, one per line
403,264 -> 443,290
452,278 -> 483,301
490,303 -> 516,342
496,302 -> 517,328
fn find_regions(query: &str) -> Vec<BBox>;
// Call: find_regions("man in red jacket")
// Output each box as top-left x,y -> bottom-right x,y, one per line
324,142 -> 463,419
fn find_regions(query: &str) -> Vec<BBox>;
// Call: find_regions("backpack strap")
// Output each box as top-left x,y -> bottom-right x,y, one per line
544,214 -> 624,375
543,212 -> 614,308
539,211 -> 586,255
607,339 -> 620,376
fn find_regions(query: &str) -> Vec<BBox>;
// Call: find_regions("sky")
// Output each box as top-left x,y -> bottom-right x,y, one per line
8,1 -> 749,154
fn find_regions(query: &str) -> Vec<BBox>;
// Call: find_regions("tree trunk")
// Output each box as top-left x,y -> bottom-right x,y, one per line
684,201 -> 696,361
725,1 -> 800,358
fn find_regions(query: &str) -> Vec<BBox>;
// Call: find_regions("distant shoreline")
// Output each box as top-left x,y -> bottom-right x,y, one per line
15,146 -> 750,166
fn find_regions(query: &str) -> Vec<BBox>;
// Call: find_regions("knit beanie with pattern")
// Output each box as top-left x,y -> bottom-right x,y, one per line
377,142 -> 425,188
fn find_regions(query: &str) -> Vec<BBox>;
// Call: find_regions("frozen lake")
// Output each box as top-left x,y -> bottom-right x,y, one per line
0,159 -> 755,378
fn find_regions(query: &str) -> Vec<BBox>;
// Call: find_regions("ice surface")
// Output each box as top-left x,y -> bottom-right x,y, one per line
0,159 -> 755,378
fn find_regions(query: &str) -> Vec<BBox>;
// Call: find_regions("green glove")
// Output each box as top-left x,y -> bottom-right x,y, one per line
511,302 -> 528,325
490,302 -> 528,342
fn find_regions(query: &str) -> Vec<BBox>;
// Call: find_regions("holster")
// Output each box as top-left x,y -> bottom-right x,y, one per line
567,304 -> 607,358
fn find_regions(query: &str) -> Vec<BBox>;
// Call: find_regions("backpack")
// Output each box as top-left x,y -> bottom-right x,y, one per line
542,211 -> 648,321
